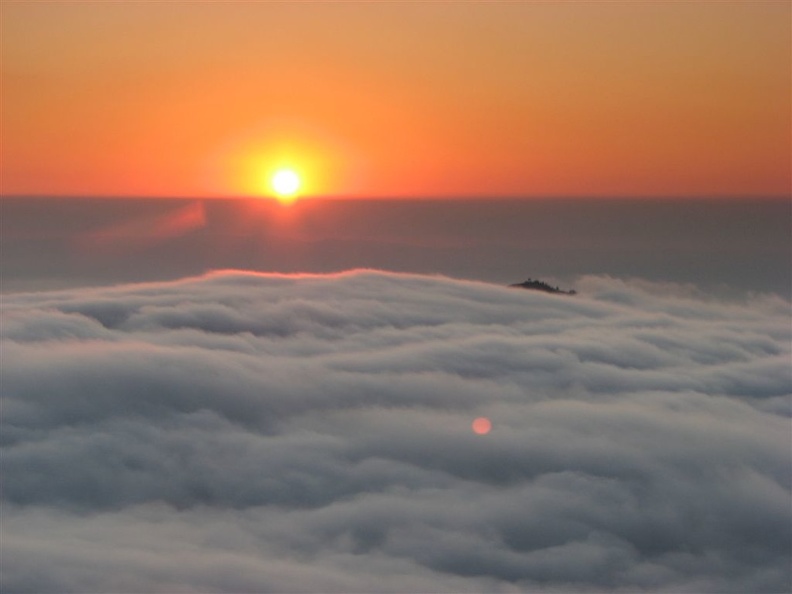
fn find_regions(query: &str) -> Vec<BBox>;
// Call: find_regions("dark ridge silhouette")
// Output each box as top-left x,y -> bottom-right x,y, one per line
509,278 -> 577,295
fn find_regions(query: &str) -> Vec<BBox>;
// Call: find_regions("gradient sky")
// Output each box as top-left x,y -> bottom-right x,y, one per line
2,1 -> 790,199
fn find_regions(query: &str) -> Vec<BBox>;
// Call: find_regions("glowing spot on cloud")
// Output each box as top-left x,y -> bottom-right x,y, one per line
472,417 -> 491,435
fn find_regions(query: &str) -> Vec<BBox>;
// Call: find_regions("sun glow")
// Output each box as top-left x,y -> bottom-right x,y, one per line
221,122 -> 364,200
271,168 -> 301,202
472,417 -> 492,435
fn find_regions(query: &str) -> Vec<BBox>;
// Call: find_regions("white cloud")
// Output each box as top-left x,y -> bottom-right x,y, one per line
1,270 -> 790,592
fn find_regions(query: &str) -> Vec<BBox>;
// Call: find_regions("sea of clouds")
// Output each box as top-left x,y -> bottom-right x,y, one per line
2,270 -> 790,593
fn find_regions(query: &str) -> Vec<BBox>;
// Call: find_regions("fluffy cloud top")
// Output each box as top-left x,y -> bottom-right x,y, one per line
2,270 -> 790,593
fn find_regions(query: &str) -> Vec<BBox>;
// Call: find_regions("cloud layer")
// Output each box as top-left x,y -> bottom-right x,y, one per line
2,270 -> 790,593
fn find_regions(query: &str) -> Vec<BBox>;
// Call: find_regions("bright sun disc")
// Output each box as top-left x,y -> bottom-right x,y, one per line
271,169 -> 301,200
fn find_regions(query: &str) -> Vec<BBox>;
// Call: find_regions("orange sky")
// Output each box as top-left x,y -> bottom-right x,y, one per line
2,1 -> 790,199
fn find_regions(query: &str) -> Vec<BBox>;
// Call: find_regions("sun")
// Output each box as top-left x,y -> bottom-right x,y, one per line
472,417 -> 491,435
271,168 -> 301,202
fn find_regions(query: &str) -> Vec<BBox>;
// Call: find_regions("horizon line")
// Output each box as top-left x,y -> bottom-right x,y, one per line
2,193 -> 790,202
